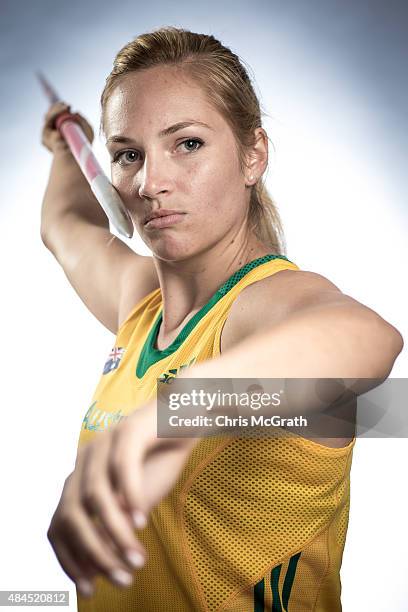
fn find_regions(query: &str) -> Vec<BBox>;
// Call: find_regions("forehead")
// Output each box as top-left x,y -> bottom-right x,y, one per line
104,65 -> 223,138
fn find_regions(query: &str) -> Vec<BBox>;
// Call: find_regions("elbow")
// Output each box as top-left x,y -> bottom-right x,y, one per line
371,314 -> 404,379
390,325 -> 404,357
40,224 -> 52,250
386,324 -> 404,374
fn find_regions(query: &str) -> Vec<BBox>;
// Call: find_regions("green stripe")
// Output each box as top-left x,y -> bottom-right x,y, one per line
282,552 -> 301,611
271,565 -> 283,612
253,578 -> 265,612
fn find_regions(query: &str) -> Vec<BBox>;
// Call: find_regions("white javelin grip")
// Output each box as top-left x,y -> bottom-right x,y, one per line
55,114 -> 134,239
55,113 -> 133,238
91,174 -> 134,238
37,72 -> 133,239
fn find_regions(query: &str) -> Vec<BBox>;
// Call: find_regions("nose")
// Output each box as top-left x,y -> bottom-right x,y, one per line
137,155 -> 171,200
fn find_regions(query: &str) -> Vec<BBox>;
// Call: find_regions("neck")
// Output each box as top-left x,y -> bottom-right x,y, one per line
152,232 -> 272,338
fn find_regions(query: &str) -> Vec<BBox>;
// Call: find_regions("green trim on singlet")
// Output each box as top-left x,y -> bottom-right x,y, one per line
253,551 -> 301,612
135,253 -> 293,378
282,552 -> 301,610
271,564 -> 283,612
253,577 -> 265,611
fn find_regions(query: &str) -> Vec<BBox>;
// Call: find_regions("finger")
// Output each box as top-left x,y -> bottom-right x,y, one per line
48,493 -> 100,583
41,129 -> 69,153
81,434 -> 146,567
49,497 -> 126,589
41,107 -> 70,153
49,536 -> 96,598
56,456 -> 136,587
81,479 -> 147,570
77,439 -> 146,575
44,102 -> 71,125
59,505 -> 136,589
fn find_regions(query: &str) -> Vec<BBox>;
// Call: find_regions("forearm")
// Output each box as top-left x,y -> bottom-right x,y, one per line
41,149 -> 109,244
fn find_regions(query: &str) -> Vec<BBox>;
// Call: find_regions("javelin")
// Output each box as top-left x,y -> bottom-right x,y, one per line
37,71 -> 134,239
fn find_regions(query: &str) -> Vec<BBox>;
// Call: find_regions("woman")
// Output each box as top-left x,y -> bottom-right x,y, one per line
40,27 -> 403,611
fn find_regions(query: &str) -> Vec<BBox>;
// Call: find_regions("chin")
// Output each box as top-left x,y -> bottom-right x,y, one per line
144,234 -> 205,263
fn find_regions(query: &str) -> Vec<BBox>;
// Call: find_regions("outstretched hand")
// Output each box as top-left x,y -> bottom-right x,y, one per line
47,401 -> 198,597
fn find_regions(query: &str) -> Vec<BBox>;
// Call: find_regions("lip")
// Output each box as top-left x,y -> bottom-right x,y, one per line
144,209 -> 184,224
144,213 -> 186,229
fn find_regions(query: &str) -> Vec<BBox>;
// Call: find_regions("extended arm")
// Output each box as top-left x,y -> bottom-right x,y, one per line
182,295 -> 403,383
167,295 -> 404,427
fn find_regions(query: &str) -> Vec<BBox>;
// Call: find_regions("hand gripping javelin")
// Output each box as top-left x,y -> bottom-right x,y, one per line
37,71 -> 134,239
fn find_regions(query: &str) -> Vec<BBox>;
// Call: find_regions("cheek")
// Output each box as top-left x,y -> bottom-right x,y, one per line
187,157 -> 244,212
110,170 -> 134,200
187,154 -> 240,195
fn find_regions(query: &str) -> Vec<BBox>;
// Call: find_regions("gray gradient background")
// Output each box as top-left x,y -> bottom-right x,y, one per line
1,1 -> 407,610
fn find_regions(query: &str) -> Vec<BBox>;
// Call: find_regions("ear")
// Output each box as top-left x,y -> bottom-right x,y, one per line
244,127 -> 268,186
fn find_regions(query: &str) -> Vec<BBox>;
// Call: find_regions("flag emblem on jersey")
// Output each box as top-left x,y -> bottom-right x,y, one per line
102,346 -> 126,375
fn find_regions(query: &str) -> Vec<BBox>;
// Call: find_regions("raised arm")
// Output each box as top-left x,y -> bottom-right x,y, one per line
40,103 -> 159,334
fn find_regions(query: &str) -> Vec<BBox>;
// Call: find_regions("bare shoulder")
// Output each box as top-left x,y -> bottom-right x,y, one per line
220,269 -> 351,354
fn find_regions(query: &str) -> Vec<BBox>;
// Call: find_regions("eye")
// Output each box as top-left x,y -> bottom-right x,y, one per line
112,150 -> 140,166
179,138 -> 203,153
111,138 -> 203,166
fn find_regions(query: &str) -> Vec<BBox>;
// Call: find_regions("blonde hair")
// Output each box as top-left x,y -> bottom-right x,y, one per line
100,26 -> 286,255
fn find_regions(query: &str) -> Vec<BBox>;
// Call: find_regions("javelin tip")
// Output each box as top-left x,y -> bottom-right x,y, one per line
36,71 -> 61,105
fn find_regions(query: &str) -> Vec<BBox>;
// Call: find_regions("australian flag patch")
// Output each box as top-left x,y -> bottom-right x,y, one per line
102,346 -> 126,375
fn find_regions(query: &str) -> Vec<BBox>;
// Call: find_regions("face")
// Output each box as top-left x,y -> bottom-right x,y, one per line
104,65 -> 253,261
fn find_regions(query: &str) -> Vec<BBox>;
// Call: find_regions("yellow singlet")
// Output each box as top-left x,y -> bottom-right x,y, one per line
77,254 -> 355,612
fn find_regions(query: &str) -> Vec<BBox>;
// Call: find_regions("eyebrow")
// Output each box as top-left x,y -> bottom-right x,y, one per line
106,120 -> 213,145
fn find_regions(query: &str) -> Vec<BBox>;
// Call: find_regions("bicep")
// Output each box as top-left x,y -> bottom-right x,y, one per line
48,214 -> 159,334
221,269 -> 403,359
220,270 -> 347,354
